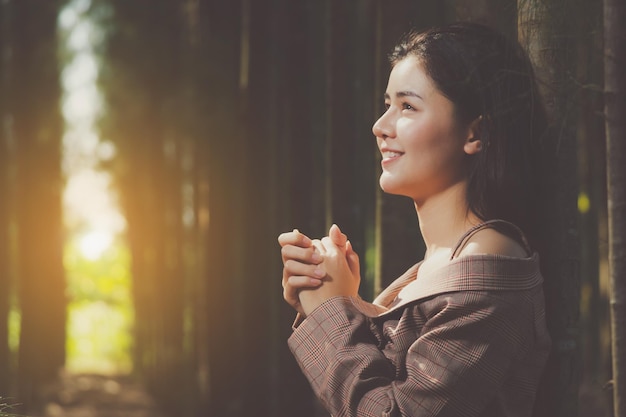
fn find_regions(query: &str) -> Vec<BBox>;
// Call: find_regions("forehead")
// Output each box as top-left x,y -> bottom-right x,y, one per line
386,56 -> 436,96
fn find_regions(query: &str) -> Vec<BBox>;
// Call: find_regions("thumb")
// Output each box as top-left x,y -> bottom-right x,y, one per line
329,224 -> 347,247
346,241 -> 360,276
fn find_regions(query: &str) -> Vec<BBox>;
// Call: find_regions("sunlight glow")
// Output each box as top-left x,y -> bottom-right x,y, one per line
79,231 -> 114,261
60,0 -> 133,375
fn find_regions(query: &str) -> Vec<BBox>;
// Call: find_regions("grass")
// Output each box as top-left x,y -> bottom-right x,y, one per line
0,399 -> 21,417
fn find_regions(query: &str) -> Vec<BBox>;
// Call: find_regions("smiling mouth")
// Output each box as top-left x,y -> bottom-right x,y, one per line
382,151 -> 403,160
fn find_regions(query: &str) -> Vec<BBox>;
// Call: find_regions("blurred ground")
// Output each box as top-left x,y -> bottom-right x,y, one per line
40,372 -> 165,417
14,372 -> 610,417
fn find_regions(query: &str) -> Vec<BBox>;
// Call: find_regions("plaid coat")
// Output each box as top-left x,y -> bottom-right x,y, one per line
288,223 -> 551,417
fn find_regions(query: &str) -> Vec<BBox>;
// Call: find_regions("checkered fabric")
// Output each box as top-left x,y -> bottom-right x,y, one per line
288,233 -> 550,417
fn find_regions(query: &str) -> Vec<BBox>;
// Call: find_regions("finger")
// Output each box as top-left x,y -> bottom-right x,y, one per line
311,238 -> 327,255
321,235 -> 344,255
329,224 -> 347,247
278,229 -> 313,248
285,275 -> 324,289
346,240 -> 360,276
284,259 -> 326,279
282,282 -> 304,315
282,272 -> 323,316
277,229 -> 312,247
281,244 -> 322,265
346,239 -> 356,256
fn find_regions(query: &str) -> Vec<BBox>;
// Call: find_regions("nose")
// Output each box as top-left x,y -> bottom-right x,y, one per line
372,109 -> 395,139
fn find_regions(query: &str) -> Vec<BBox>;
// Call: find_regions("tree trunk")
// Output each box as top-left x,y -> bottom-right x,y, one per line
192,1 -> 245,415
11,0 -> 66,410
180,1 -> 211,414
0,0 -> 12,398
97,1 -> 190,412
575,1 -> 611,414
604,0 -> 626,415
450,0 -> 517,38
517,1 -> 581,416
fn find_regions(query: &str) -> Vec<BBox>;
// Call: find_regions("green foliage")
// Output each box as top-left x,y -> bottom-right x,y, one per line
64,235 -> 133,374
64,236 -> 130,304
8,310 -> 20,354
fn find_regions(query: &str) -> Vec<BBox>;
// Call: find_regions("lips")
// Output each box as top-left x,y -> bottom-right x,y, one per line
381,149 -> 404,164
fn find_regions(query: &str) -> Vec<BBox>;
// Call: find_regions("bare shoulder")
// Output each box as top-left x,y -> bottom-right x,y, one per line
458,227 -> 529,258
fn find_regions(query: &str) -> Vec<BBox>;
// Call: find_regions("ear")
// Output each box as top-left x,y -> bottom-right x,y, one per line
463,116 -> 483,155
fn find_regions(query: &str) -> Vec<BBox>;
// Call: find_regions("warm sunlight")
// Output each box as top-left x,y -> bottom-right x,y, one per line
59,0 -> 133,376
78,230 -> 113,261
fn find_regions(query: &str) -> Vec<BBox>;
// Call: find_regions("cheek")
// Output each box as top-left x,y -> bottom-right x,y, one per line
398,119 -> 436,152
396,119 -> 423,143
402,121 -> 466,168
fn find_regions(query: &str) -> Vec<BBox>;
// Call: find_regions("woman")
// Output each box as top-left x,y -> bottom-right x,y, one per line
278,22 -> 551,417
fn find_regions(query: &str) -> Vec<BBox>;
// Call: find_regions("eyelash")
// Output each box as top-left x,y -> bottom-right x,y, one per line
382,102 -> 416,111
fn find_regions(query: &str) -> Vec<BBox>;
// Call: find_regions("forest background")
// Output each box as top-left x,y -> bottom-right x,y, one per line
0,0 -> 622,416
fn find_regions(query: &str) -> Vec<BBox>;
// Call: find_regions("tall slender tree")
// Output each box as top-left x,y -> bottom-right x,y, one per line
178,1 -> 211,414
11,0 -> 67,410
243,0 -> 303,414
450,0 -> 517,38
604,0 -> 626,415
0,0 -> 12,398
96,0 -> 190,412
517,1 -> 581,416
190,2 -> 245,414
575,1 -> 611,414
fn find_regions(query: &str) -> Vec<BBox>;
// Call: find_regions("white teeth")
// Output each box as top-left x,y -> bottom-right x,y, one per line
383,151 -> 402,158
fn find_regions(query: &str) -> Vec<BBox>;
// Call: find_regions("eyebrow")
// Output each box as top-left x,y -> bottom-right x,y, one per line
384,91 -> 423,100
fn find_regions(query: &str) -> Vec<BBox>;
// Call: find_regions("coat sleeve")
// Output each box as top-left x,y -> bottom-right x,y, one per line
287,292 -> 533,417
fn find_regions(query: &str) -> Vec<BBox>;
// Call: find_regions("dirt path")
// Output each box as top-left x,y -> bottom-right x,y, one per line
40,372 -> 166,417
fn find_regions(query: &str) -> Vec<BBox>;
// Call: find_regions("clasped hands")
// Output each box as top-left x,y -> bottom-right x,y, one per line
278,224 -> 361,317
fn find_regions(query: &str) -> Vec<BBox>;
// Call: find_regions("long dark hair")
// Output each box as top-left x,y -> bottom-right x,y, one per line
390,22 -> 548,247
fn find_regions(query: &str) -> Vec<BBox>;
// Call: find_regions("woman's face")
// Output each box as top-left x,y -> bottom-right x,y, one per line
372,56 -> 472,203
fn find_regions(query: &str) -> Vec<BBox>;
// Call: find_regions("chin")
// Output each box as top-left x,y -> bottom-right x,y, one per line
379,176 -> 420,201
379,177 -> 404,196
379,176 -> 392,193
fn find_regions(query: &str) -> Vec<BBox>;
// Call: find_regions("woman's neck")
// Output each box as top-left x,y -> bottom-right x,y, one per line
414,182 -> 481,259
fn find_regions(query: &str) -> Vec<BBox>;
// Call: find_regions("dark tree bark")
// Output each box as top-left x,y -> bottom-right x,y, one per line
517,1 -> 581,416
96,1 -> 190,413
11,0 -> 66,410
243,0 -> 309,414
0,0 -> 12,398
179,1 -> 211,414
449,0 -> 518,38
604,0 -> 626,415
190,1 -> 245,415
575,2 -> 611,415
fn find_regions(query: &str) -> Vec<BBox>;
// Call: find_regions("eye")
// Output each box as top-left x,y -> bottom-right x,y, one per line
384,102 -> 391,110
402,102 -> 415,111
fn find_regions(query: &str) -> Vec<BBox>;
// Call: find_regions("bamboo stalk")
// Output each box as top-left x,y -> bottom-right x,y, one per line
604,0 -> 626,415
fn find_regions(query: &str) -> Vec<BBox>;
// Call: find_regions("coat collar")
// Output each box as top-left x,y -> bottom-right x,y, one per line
350,253 -> 543,318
